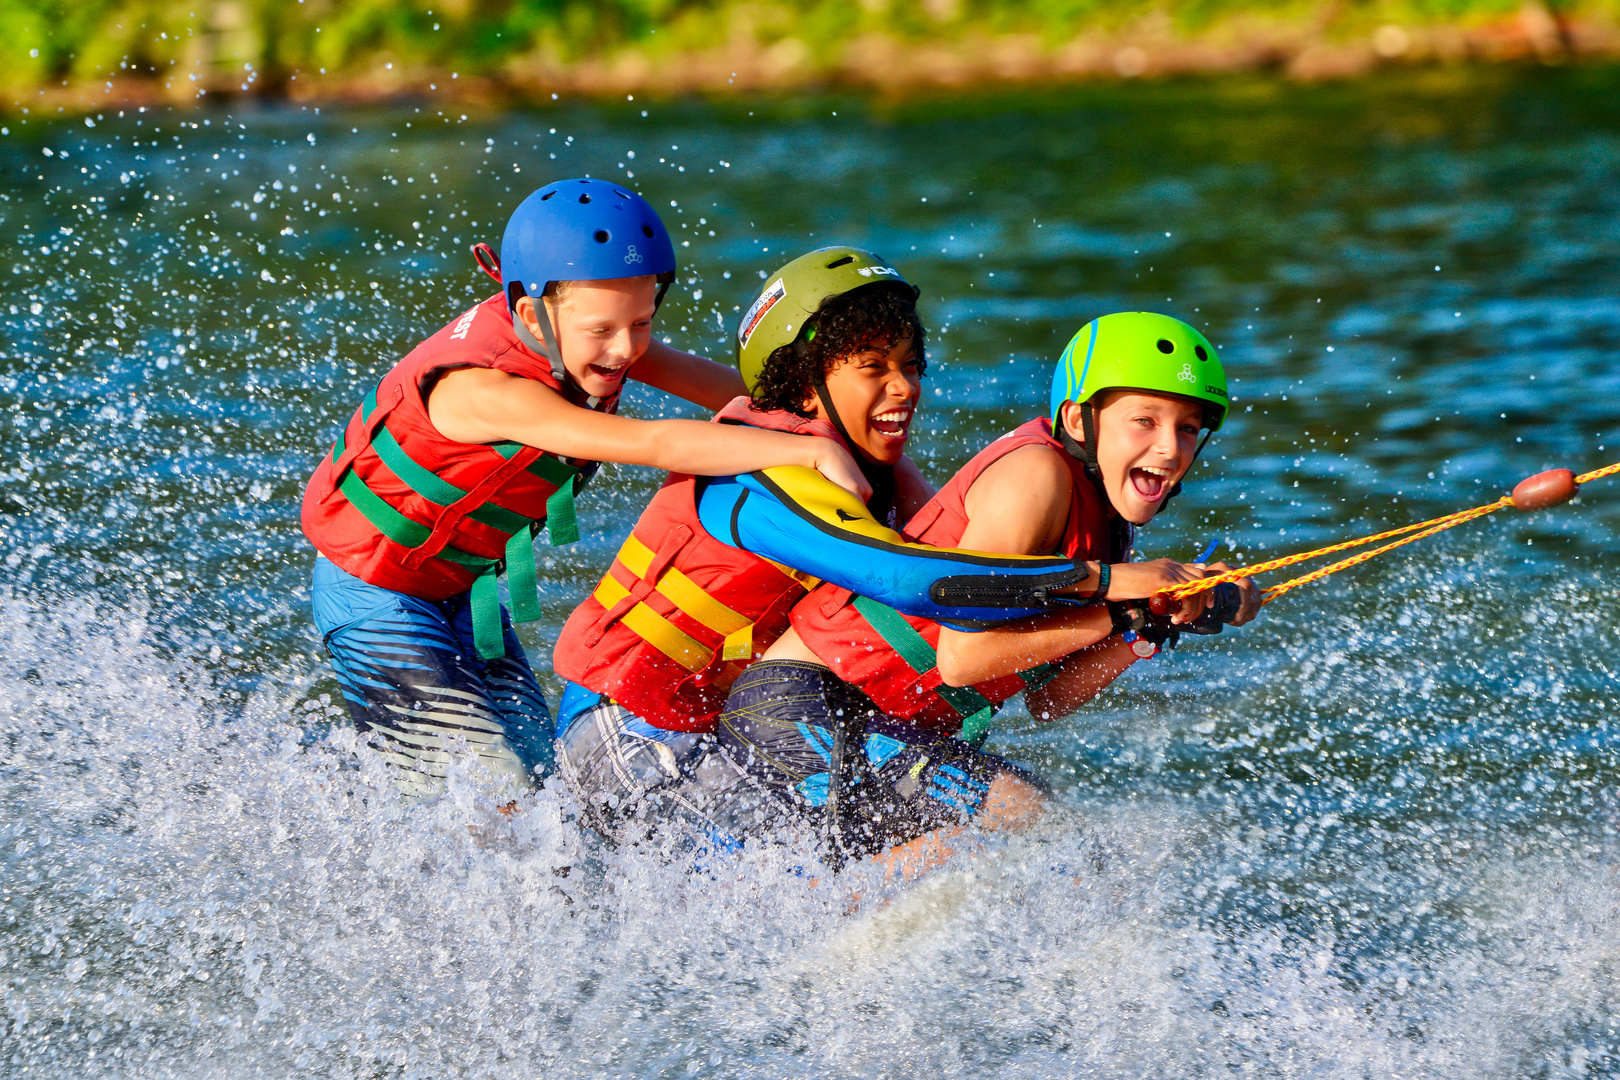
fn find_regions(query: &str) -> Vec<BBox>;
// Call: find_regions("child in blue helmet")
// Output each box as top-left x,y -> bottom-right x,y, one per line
301,179 -> 867,798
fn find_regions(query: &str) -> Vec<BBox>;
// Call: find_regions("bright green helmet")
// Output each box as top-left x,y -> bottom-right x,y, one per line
736,246 -> 918,393
1048,311 -> 1228,432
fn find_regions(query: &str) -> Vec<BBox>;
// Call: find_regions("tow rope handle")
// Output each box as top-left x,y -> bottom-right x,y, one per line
1148,461 -> 1617,613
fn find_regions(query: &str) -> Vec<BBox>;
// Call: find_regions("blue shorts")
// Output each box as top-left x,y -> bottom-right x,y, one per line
311,556 -> 555,797
554,662 -> 1043,861
716,660 -> 1047,859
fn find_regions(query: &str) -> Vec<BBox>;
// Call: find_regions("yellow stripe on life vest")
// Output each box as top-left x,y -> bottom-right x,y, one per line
616,534 -> 752,636
592,574 -> 711,673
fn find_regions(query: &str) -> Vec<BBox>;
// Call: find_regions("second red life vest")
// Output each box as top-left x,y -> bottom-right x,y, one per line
302,293 -> 615,657
791,417 -> 1124,735
552,399 -> 841,733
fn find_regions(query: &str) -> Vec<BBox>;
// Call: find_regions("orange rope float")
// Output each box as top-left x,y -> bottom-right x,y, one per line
1152,460 -> 1620,610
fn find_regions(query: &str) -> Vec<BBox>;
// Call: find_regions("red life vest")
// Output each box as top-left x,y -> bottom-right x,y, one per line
302,293 -> 615,658
552,399 -> 840,733
791,417 -> 1125,736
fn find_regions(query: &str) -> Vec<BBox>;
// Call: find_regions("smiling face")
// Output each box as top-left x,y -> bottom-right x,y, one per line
809,334 -> 922,466
515,275 -> 657,399
1062,390 -> 1205,524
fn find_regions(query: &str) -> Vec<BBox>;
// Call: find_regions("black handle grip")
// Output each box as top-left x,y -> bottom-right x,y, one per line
1182,582 -> 1243,635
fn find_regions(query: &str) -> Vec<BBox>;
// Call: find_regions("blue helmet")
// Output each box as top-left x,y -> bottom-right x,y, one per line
499,177 -> 677,311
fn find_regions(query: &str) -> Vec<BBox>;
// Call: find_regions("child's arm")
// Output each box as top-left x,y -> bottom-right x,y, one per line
1023,638 -> 1142,721
932,445 -> 1208,686
630,339 -> 748,411
704,468 -> 1085,625
427,367 -> 870,497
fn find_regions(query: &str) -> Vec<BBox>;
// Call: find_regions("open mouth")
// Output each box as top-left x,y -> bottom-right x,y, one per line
1129,465 -> 1172,501
869,408 -> 911,441
587,362 -> 630,384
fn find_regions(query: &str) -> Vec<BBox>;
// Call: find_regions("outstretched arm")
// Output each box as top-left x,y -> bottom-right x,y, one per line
933,446 -> 1110,683
630,339 -> 748,412
695,464 -> 1086,626
426,367 -> 870,497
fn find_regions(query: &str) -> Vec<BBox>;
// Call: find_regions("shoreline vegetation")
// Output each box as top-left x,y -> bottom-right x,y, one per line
5,0 -> 1620,112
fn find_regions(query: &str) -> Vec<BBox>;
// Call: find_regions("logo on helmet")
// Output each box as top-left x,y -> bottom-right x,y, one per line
1177,364 -> 1196,383
738,277 -> 787,348
856,266 -> 899,278
624,245 -> 643,265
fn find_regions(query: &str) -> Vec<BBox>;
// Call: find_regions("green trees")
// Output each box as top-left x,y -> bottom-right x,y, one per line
0,0 -> 1606,98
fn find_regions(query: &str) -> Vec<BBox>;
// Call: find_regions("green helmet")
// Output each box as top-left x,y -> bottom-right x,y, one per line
1048,311 -> 1228,432
736,246 -> 918,393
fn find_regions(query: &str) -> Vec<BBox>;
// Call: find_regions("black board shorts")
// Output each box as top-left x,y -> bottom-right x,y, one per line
713,659 -> 1047,860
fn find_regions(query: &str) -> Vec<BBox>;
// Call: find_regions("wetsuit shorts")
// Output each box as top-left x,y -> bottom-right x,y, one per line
714,659 -> 1048,859
312,556 -> 555,798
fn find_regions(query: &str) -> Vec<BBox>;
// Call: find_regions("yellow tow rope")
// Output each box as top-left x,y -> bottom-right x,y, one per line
1155,460 -> 1620,609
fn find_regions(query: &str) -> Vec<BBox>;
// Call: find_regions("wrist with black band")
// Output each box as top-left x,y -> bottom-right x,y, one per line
1089,562 -> 1110,604
1056,560 -> 1110,609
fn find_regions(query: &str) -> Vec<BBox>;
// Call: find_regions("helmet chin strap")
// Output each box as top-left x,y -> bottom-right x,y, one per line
811,370 -> 896,523
509,286 -> 602,410
511,272 -> 679,412
1057,401 -> 1109,498
1056,401 -> 1213,508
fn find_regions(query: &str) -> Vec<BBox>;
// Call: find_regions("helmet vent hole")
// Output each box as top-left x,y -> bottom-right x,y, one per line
594,230 -> 610,243
578,193 -> 592,204
615,190 -> 630,199
540,191 -> 555,201
642,225 -> 655,238
1195,345 -> 1208,361
826,255 -> 855,269
1156,338 -> 1175,354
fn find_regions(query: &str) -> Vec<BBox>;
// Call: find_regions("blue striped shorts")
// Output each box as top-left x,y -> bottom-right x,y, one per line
311,556 -> 555,797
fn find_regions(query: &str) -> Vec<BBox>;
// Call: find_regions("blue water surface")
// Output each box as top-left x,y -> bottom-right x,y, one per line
1,68 -> 1619,1078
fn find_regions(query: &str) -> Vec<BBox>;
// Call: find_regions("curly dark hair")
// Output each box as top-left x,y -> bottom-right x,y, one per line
750,282 -> 927,417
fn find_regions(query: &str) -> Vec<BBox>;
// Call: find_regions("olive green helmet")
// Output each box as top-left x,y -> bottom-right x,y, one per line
1049,311 -> 1228,431
736,246 -> 918,393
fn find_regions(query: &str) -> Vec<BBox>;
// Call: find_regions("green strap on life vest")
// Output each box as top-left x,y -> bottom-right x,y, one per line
851,595 -> 1056,748
326,387 -> 582,660
466,569 -> 505,662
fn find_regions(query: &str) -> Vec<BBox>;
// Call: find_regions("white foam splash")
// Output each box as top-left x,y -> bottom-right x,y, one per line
3,592 -> 1620,1078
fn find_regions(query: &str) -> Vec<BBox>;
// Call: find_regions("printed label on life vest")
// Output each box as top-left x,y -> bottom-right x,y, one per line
449,305 -> 480,341
738,278 -> 786,348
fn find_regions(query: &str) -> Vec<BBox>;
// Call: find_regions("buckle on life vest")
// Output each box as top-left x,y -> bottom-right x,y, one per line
721,624 -> 753,662
401,445 -> 543,571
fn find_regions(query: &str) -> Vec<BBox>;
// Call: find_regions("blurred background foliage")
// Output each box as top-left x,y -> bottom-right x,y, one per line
0,0 -> 1609,97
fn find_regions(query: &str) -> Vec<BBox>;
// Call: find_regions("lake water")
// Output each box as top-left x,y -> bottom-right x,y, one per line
3,67 -> 1620,1078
